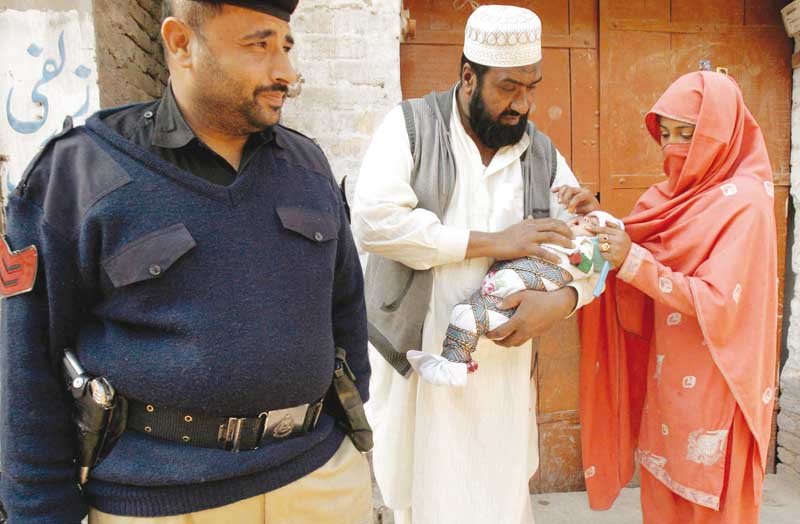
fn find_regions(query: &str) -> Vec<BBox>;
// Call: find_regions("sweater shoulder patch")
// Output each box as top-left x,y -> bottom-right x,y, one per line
17,125 -> 131,239
273,125 -> 332,178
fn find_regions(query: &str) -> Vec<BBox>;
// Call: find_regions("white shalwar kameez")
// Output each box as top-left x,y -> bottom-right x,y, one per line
352,97 -> 592,524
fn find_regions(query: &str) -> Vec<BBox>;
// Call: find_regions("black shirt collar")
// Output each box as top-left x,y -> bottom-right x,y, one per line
151,85 -> 196,149
151,86 -> 278,150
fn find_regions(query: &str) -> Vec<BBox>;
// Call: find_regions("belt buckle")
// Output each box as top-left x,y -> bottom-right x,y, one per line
305,398 -> 324,431
218,417 -> 246,452
259,404 -> 309,444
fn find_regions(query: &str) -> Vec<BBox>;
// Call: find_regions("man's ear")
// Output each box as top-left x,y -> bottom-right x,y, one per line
461,63 -> 477,98
161,17 -> 194,69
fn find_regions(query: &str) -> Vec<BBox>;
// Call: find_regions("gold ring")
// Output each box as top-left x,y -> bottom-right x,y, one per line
600,242 -> 611,252
600,234 -> 609,243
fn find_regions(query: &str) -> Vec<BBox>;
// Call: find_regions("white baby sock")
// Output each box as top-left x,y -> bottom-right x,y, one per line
406,350 -> 468,387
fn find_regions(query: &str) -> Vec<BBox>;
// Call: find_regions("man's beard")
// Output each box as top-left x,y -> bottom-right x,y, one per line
195,54 -> 288,133
468,83 -> 529,149
241,84 -> 289,129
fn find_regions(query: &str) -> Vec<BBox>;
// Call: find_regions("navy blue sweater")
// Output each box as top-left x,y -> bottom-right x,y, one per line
0,110 -> 369,523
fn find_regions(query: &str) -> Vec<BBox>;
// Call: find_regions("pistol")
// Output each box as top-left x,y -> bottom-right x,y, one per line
62,350 -> 125,484
63,350 -> 89,399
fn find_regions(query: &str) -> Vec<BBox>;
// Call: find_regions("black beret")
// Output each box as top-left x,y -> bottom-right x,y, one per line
222,0 -> 299,21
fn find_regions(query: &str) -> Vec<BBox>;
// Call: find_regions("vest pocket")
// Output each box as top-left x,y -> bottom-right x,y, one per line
102,223 -> 196,288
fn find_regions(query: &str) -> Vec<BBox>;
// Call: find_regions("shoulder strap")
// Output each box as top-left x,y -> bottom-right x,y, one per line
276,123 -> 318,144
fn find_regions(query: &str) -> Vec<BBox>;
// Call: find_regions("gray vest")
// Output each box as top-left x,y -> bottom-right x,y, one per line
365,84 -> 557,376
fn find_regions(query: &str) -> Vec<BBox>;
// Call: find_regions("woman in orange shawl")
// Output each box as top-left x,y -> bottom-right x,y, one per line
581,71 -> 777,523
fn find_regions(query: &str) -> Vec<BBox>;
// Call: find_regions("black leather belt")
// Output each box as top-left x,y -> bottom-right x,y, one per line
127,399 -> 324,452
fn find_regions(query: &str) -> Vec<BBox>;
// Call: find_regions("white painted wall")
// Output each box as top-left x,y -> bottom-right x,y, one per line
280,0 -> 403,188
0,0 -> 100,193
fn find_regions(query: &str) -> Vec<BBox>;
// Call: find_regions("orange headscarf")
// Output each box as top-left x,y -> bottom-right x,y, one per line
579,71 -> 777,509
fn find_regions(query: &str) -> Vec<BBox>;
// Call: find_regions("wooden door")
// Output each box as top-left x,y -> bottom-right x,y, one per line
400,0 -> 600,494
598,0 -> 791,471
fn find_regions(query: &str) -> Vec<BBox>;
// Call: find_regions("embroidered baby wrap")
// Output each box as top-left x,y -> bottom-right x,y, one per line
441,256 -> 573,363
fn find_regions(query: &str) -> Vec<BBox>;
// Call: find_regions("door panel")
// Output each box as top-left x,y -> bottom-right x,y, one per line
531,316 -> 585,492
531,49 -> 572,165
600,30 -> 672,217
745,0 -> 788,25
570,48 -> 600,194
400,44 -> 462,97
671,0 -> 744,24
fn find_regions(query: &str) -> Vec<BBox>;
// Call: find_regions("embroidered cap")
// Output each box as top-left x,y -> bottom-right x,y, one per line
463,5 -> 542,67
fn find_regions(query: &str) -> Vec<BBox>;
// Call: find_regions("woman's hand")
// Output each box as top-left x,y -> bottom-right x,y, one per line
551,185 -> 600,214
587,222 -> 632,268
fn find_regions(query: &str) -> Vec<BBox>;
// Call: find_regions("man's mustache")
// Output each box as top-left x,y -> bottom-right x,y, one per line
499,110 -> 527,120
254,84 -> 289,96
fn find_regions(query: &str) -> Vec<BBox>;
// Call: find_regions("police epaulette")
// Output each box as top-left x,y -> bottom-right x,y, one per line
16,117 -> 76,198
276,124 -> 320,146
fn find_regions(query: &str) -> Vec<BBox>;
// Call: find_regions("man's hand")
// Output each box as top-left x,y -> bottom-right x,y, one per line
551,185 -> 600,215
486,287 -> 577,347
466,218 -> 574,263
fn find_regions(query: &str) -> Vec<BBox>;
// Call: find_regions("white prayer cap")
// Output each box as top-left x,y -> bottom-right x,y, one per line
463,5 -> 542,68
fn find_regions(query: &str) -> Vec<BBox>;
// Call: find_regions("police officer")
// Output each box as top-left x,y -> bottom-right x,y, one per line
0,1 -> 372,523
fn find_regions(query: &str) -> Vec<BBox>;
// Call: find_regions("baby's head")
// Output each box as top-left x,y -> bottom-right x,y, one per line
567,211 -> 625,237
568,215 -> 599,237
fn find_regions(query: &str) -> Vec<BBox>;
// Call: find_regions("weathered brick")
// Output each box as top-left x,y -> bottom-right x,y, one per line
778,430 -> 800,456
93,0 -> 167,107
778,446 -> 797,466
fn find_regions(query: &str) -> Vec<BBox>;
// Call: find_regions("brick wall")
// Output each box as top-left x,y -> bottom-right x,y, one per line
92,0 -> 167,108
280,0 -> 403,185
779,49 -> 800,477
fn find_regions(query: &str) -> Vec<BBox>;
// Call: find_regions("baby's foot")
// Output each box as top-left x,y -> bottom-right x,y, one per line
406,350 -> 471,387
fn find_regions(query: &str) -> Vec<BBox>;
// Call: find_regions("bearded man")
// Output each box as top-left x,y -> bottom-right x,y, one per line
352,5 -> 598,523
0,1 -> 371,523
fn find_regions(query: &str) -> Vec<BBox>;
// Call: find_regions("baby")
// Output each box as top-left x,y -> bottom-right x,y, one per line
407,210 -> 622,387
